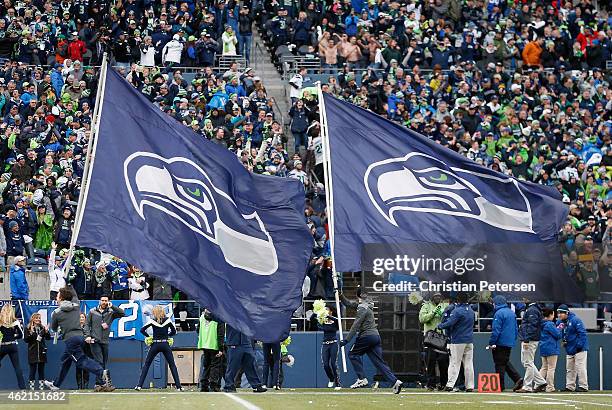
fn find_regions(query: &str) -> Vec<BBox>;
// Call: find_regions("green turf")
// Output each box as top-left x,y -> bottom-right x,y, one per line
0,389 -> 611,410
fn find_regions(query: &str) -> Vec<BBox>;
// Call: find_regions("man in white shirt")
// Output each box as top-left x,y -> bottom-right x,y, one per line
289,68 -> 307,104
48,242 -> 66,300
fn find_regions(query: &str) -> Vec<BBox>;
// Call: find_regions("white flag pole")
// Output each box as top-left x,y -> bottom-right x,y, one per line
317,84 -> 348,373
63,53 -> 109,276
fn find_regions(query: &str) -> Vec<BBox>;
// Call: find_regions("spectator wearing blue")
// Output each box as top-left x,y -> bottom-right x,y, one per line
9,255 -> 29,301
517,302 -> 547,393
438,292 -> 475,392
557,305 -> 589,392
539,308 -> 562,393
488,295 -> 522,392
6,220 -> 25,266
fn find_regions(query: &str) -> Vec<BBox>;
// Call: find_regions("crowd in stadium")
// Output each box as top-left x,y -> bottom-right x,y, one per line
0,0 -> 609,307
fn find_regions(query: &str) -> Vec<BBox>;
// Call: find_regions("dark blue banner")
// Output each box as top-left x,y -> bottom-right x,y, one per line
76,68 -> 312,342
322,93 -> 583,302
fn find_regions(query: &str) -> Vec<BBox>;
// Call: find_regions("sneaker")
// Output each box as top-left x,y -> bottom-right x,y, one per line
534,383 -> 548,393
274,385 -> 281,390
38,381 -> 44,391
392,380 -> 403,394
43,380 -> 59,391
327,381 -> 335,388
253,386 -> 267,393
515,388 -> 533,393
134,386 -> 142,391
561,388 -> 575,392
350,378 -> 368,389
513,379 -> 524,392
465,389 -> 474,393
223,388 -> 237,393
94,385 -> 103,392
102,384 -> 116,392
334,386 -> 342,391
444,386 -> 454,392
177,387 -> 185,391
29,381 -> 35,391
576,387 -> 589,392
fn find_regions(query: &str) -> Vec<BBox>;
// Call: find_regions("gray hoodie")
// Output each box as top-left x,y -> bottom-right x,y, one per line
342,295 -> 379,341
50,293 -> 83,340
84,304 -> 125,344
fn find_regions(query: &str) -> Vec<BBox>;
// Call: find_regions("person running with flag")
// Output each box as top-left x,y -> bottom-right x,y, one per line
44,287 -> 115,391
340,288 -> 403,394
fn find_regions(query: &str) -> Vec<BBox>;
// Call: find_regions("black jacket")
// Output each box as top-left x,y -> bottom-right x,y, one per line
24,325 -> 50,364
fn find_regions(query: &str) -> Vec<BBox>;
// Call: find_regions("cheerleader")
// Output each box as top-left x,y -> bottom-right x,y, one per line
318,306 -> 341,389
135,306 -> 183,390
24,313 -> 50,390
0,304 -> 26,389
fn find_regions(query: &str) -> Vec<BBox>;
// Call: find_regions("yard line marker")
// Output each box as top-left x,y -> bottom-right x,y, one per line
519,394 -> 612,407
223,393 -> 262,410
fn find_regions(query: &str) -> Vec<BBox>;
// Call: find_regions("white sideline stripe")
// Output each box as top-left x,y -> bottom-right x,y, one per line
61,391 -> 612,397
223,393 -> 262,410
519,394 -> 612,407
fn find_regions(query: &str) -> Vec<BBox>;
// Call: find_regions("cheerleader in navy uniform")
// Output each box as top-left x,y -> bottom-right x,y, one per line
318,306 -> 341,389
0,304 -> 26,389
135,305 -> 183,390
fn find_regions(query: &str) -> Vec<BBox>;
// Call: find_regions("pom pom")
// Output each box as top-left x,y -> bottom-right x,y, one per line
313,299 -> 328,324
408,291 -> 423,305
144,336 -> 153,346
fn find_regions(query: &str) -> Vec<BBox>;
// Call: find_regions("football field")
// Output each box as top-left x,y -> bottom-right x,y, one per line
1,389 -> 611,410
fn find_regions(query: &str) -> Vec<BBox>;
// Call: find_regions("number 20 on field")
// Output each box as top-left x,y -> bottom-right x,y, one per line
478,373 -> 501,393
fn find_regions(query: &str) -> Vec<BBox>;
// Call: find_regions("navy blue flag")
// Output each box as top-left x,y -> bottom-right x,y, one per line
322,93 -> 583,302
76,67 -> 312,342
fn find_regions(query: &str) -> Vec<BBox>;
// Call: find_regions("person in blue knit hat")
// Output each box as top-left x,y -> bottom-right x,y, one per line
556,305 -> 589,392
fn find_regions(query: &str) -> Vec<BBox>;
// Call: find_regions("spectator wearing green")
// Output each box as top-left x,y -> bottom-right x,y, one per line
419,293 -> 450,390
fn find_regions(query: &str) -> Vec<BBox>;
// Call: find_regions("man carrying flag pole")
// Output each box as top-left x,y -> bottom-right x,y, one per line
317,84 -> 403,394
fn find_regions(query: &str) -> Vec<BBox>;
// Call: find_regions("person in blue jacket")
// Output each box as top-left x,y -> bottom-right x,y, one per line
517,302 -> 547,393
9,255 -> 29,300
556,305 -> 589,392
488,295 -> 522,392
539,308 -> 561,392
438,292 -> 475,392
222,324 -> 267,393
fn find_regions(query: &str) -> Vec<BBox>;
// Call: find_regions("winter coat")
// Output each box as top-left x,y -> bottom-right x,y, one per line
6,229 -> 25,256
162,39 -> 183,64
24,325 -> 50,363
10,264 -> 29,300
489,295 -> 518,347
539,320 -> 561,357
419,300 -> 449,334
519,303 -> 542,342
557,312 -> 588,355
85,304 -> 125,344
341,294 -> 379,341
289,106 -> 309,133
438,303 -> 474,344
139,44 -> 156,66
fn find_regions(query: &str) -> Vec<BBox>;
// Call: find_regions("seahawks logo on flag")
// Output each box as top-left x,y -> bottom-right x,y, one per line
124,152 -> 278,275
364,153 -> 534,233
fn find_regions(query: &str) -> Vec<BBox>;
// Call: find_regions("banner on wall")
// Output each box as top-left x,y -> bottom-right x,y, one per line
2,300 -> 175,341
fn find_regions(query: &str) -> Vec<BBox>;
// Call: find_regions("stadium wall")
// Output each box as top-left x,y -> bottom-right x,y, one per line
0,333 -> 610,390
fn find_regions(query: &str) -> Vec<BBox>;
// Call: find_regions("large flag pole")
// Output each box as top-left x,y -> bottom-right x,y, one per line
317,84 -> 348,373
63,53 -> 109,276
